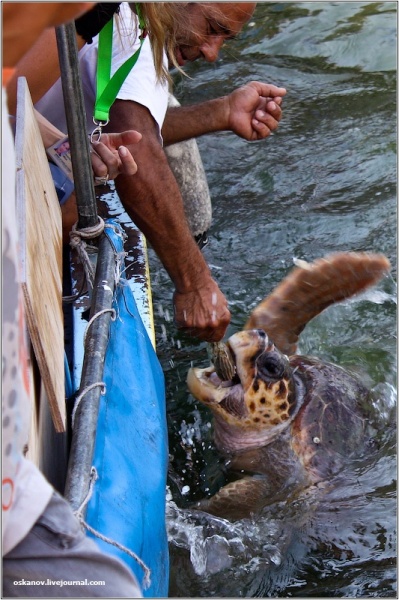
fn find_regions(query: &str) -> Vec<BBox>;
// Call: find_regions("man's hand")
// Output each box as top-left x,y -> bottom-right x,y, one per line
173,278 -> 231,342
90,130 -> 142,180
226,81 -> 287,141
61,129 -> 142,242
162,81 -> 287,145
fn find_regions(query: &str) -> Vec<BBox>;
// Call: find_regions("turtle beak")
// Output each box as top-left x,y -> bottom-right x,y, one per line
187,365 -> 237,406
187,330 -> 268,404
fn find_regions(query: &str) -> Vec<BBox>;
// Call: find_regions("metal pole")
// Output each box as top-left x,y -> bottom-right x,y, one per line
55,23 -> 98,229
64,233 -> 116,510
54,21 -> 116,510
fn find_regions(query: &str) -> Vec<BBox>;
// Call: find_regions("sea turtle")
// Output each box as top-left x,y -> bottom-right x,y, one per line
187,252 -> 390,521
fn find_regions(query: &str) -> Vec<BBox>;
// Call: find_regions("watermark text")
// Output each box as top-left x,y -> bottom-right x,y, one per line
14,579 -> 105,587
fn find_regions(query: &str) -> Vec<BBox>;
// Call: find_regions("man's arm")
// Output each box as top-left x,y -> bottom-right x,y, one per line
162,81 -> 287,145
106,99 -> 231,342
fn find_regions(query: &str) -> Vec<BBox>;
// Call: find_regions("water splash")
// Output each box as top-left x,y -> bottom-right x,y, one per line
166,496 -> 287,579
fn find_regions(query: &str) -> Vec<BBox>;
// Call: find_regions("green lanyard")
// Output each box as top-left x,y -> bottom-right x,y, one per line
93,3 -> 147,139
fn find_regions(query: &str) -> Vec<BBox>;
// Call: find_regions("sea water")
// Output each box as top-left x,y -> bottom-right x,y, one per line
149,2 -> 397,597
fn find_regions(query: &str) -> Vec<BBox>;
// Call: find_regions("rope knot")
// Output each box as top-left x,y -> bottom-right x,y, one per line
70,216 -> 105,241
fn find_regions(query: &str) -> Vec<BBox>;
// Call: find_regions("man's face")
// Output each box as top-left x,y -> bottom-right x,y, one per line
174,2 -> 256,65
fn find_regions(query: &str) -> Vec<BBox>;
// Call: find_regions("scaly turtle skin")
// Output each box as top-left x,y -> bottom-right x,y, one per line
187,252 -> 390,520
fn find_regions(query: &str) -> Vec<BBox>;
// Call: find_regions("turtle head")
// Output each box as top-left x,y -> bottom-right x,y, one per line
187,330 -> 300,452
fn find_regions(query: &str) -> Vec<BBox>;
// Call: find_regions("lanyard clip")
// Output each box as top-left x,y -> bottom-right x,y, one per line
90,118 -> 109,143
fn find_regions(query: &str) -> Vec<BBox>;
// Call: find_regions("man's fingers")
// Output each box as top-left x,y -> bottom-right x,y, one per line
100,130 -> 142,148
118,145 -> 138,175
91,142 -> 120,178
91,140 -> 139,178
176,310 -> 230,342
267,100 -> 283,119
118,130 -> 142,146
256,105 -> 282,123
177,324 -> 227,343
90,148 -> 109,178
250,80 -> 287,99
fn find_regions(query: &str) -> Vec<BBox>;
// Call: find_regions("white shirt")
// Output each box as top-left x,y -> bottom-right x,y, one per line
2,87 -> 53,556
36,3 -> 169,138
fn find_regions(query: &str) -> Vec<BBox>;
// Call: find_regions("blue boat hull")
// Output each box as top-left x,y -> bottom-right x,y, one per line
83,224 -> 169,597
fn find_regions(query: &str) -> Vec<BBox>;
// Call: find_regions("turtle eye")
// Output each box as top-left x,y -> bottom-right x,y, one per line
256,351 -> 287,381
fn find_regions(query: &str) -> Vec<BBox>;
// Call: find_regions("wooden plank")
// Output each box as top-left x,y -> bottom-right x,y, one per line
15,77 -> 65,432
24,350 -> 40,466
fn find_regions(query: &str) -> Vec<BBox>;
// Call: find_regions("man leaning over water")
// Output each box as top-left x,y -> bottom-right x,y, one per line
7,2 -> 286,344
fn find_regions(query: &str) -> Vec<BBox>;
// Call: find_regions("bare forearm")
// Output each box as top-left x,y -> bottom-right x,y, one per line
163,81 -> 287,145
108,101 -> 212,292
115,150 -> 211,291
162,97 -> 228,145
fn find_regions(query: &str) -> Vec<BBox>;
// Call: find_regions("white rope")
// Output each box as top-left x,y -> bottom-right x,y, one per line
71,382 -> 106,429
74,467 -> 151,590
83,308 -> 116,347
70,216 -> 105,240
69,237 -> 96,289
69,217 -> 105,289
74,466 -> 99,518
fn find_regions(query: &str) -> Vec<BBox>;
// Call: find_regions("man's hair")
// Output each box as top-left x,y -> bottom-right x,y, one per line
116,3 -> 183,82
141,3 -> 182,80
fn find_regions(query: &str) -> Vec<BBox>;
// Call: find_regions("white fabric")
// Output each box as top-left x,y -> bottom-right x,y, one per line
2,459 -> 53,556
2,88 -> 53,556
36,3 -> 169,138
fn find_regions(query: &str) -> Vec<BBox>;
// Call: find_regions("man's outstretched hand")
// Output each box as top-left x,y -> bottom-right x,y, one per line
90,130 -> 142,179
174,278 -> 231,342
226,81 -> 287,141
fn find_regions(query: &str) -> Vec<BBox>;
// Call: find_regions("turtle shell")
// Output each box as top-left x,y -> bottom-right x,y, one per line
289,355 -> 370,482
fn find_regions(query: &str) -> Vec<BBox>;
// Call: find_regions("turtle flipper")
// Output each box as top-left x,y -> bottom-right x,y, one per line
195,477 -> 271,521
245,252 -> 390,355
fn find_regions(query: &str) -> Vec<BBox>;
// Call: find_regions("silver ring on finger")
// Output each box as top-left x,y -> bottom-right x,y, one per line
94,173 -> 109,185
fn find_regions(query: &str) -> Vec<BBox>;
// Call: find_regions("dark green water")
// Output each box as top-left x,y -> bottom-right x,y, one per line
149,2 -> 397,597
